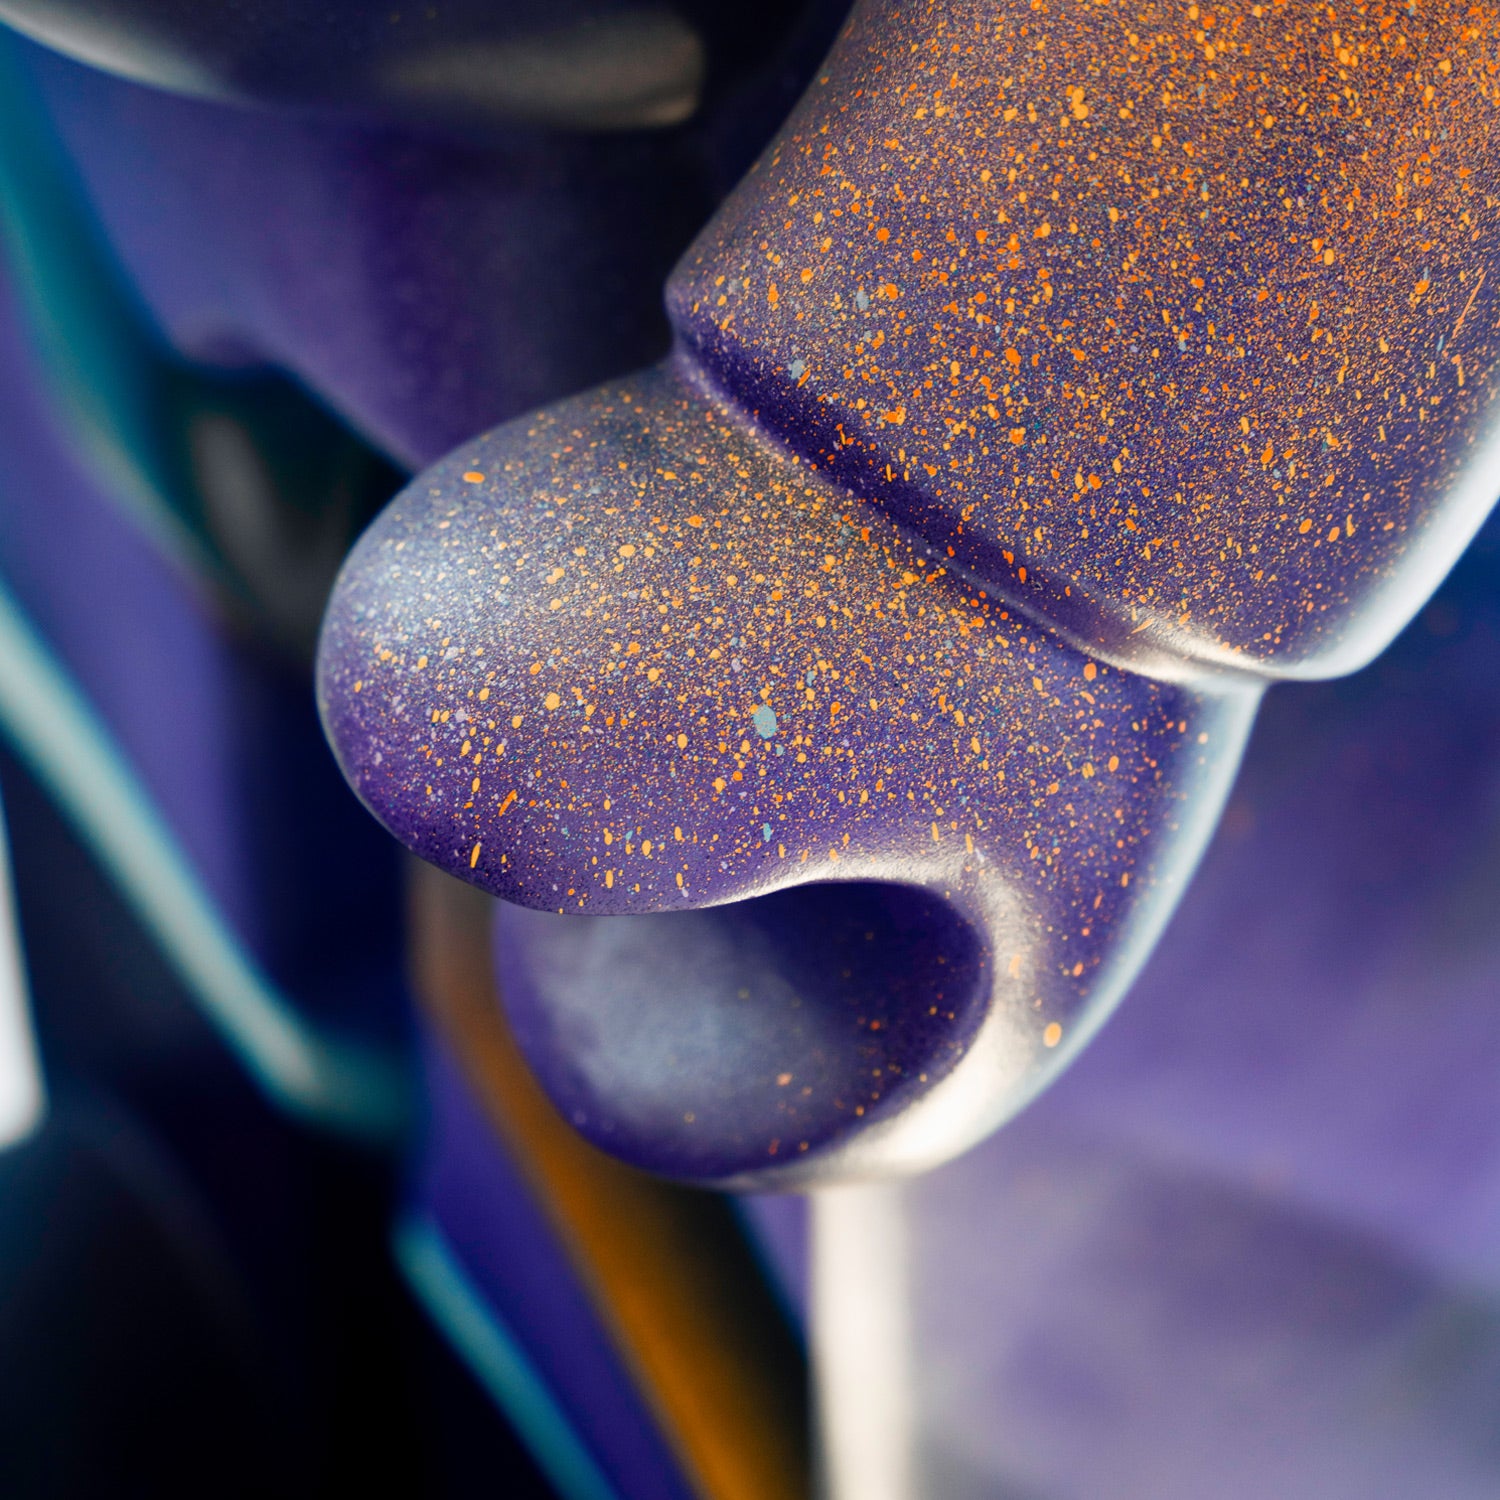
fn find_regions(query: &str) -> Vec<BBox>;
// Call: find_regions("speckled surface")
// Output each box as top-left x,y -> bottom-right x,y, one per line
318,0 -> 1499,1182
673,0 -> 1500,678
320,358 -> 1251,1181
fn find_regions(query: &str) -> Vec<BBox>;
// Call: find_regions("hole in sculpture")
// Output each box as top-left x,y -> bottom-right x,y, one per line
494,880 -> 990,1182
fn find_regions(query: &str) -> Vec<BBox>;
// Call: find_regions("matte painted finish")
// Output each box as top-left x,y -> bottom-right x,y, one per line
673,0 -> 1500,679
20,37 -> 714,470
320,358 -> 1251,1182
498,882 -> 990,1180
321,0 -> 1499,1182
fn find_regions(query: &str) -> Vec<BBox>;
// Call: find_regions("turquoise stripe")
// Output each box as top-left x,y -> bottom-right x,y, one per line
0,575 -> 406,1140
394,1215 -> 623,1500
0,33 -> 210,582
0,37 -> 407,1141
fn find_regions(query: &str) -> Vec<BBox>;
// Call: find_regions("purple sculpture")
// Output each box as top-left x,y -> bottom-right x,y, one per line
318,364 -> 1250,1183
318,0 -> 1499,1184
0,0 -> 1498,1495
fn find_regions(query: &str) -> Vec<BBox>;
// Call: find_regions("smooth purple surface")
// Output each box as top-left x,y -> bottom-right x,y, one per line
497,880 -> 989,1179
20,35 -> 709,468
13,9 -> 850,474
907,1117 -> 1500,1500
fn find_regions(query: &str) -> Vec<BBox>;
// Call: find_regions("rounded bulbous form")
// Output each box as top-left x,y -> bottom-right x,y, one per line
320,0 -> 1500,1183
319,360 -> 1254,1183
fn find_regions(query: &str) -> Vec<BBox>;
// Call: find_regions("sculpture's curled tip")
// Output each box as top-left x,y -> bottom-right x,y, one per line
321,0 -> 1500,1183
318,359 -> 1253,1182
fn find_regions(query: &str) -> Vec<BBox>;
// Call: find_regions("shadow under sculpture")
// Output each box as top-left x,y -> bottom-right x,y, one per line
319,0 -> 1500,1186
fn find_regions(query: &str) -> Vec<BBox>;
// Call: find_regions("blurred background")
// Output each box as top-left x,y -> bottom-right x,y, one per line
0,4 -> 1498,1498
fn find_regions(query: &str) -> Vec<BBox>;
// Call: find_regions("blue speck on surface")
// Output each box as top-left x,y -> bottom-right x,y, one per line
762,824 -> 773,842
752,705 -> 778,739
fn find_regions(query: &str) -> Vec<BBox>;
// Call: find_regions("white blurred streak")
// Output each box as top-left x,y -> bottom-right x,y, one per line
0,799 -> 41,1149
813,1182 -> 913,1500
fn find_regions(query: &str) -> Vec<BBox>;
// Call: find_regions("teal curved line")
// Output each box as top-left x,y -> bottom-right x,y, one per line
0,574 -> 407,1140
0,31 -> 212,584
394,1215 -> 623,1500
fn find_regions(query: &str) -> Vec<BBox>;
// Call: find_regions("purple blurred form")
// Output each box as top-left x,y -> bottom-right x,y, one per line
750,508 -> 1500,1497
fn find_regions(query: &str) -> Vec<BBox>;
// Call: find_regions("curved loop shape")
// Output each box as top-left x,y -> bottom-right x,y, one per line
320,0 -> 1499,1182
319,359 -> 1253,1182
